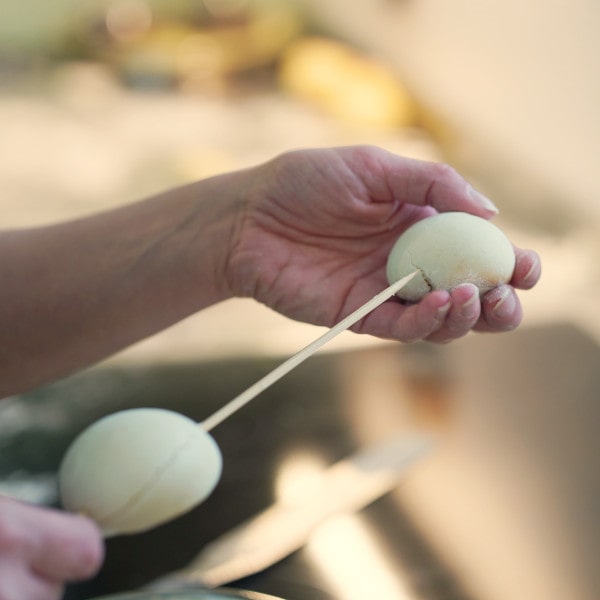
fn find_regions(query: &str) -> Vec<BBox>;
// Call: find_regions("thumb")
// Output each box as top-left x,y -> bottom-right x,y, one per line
373,149 -> 499,217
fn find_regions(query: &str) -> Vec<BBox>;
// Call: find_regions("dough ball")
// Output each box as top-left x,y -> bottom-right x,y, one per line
59,408 -> 222,537
386,212 -> 515,302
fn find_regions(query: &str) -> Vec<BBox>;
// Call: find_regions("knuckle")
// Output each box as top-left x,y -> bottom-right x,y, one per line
272,148 -> 302,176
423,163 -> 462,208
350,144 -> 381,165
432,162 -> 459,183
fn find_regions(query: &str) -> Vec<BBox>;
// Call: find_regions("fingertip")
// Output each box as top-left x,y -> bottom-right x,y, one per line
427,289 -> 452,318
466,186 -> 500,217
513,250 -> 541,289
27,506 -> 105,582
73,515 -> 105,578
450,283 -> 480,316
424,284 -> 481,343
401,290 -> 451,342
53,512 -> 105,581
423,163 -> 499,217
483,285 -> 522,330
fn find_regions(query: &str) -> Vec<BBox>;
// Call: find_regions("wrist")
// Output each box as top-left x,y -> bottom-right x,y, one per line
184,168 -> 251,305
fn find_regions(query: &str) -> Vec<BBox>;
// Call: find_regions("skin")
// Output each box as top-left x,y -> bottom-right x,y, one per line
0,145 -> 540,597
227,146 -> 540,342
0,497 -> 103,600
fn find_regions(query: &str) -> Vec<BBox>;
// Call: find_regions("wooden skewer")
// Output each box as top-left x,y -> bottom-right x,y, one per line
201,271 -> 418,432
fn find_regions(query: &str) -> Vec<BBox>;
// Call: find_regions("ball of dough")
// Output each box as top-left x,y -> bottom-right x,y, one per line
59,408 -> 222,537
386,212 -> 515,302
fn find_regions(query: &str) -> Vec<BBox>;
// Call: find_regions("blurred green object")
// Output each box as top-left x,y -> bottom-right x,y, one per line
0,0 -> 74,54
90,588 -> 284,600
0,0 -> 299,58
0,1 -> 182,57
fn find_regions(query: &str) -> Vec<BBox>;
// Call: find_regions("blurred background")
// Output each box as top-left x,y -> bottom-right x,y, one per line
1,1 -> 599,599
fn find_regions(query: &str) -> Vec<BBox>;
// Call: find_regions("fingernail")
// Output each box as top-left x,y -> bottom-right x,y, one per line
468,186 -> 499,214
523,254 -> 541,286
459,287 -> 480,317
492,287 -> 516,318
436,300 -> 452,320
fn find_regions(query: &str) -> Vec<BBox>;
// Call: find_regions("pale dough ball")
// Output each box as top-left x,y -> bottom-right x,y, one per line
59,408 -> 222,537
386,212 -> 515,302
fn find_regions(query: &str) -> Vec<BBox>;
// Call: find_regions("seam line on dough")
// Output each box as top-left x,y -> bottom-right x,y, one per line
96,430 -> 198,529
407,253 -> 433,293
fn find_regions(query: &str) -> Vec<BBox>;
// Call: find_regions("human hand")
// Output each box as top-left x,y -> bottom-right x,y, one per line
227,145 -> 541,343
0,495 -> 104,600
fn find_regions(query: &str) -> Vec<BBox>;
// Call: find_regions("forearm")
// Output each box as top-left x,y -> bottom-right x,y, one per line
0,171 -> 246,397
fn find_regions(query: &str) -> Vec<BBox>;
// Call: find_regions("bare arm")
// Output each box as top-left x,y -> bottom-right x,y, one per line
0,170 -> 245,397
0,146 -> 540,399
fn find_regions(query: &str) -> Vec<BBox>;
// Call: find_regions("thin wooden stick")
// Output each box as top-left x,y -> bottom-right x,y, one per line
201,271 -> 418,432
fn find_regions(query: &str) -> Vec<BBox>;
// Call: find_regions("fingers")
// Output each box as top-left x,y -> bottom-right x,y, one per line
475,285 -> 523,333
361,283 -> 503,343
361,289 -> 451,342
363,283 -> 490,344
385,283 -> 525,340
391,291 -> 452,342
0,496 -> 104,600
362,281 -> 527,343
425,284 -> 481,343
471,248 -> 539,334
372,244 -> 539,341
31,510 -> 104,582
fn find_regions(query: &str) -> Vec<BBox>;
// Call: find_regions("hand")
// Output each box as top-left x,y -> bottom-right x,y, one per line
227,145 -> 541,343
0,496 -> 104,600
